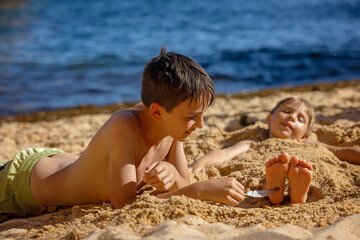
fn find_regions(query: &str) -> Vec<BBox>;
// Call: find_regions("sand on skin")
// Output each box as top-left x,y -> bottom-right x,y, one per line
0,80 -> 359,239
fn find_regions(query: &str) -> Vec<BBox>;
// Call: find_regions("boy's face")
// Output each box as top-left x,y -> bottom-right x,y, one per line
162,98 -> 206,142
267,101 -> 310,141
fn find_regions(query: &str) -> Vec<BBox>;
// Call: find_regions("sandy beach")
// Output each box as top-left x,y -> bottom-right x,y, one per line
0,80 -> 359,240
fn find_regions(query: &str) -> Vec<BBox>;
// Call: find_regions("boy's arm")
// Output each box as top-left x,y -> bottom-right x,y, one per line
306,140 -> 360,165
143,141 -> 190,191
157,177 -> 245,206
165,140 -> 191,190
106,117 -> 139,208
189,140 -> 253,173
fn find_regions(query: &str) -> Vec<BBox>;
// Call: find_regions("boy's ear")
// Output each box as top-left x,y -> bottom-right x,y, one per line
149,103 -> 165,120
266,114 -> 272,125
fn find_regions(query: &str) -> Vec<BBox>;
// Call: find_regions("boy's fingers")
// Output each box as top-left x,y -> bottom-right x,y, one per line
162,180 -> 175,191
227,178 -> 245,192
235,181 -> 245,191
230,190 -> 245,203
145,170 -> 168,184
152,176 -> 173,189
145,162 -> 166,178
145,162 -> 160,173
234,185 -> 244,197
144,162 -> 176,190
145,175 -> 162,184
161,174 -> 173,186
226,195 -> 240,206
156,169 -> 168,180
148,172 -> 174,190
228,179 -> 245,197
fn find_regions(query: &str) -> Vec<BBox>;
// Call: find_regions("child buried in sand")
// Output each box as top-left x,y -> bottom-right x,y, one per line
0,48 -> 246,219
190,97 -> 360,204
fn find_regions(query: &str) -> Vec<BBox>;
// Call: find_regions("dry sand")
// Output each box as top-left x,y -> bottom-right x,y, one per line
0,80 -> 359,239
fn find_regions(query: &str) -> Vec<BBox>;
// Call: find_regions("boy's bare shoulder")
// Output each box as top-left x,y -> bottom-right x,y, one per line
110,109 -> 140,120
103,109 -> 142,137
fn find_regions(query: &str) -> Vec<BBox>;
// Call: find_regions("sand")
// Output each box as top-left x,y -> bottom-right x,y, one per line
0,80 -> 359,240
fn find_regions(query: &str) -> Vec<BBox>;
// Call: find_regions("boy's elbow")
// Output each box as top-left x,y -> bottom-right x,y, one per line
111,196 -> 137,209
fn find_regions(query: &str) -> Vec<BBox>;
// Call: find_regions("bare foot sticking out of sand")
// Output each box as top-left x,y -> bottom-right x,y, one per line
288,156 -> 313,203
265,152 -> 289,204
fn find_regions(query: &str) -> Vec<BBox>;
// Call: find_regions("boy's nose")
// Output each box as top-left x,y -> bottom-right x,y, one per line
196,115 -> 204,129
288,114 -> 295,121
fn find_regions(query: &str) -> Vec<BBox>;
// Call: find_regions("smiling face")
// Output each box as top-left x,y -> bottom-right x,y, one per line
267,100 -> 310,141
161,98 -> 207,142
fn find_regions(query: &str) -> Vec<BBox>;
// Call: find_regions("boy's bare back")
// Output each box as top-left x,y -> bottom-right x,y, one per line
30,108 -> 176,208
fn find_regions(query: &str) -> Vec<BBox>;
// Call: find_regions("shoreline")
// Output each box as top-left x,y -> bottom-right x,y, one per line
1,79 -> 359,123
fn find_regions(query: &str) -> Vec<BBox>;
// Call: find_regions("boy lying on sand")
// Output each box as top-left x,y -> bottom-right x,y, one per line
0,48 -> 246,218
190,97 -> 360,204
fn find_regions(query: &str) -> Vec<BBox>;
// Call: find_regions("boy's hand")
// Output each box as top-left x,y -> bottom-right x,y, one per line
194,178 -> 245,205
189,159 -> 206,174
143,161 -> 178,191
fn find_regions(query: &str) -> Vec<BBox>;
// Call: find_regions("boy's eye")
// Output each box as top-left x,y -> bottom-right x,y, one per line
188,116 -> 197,120
298,117 -> 304,122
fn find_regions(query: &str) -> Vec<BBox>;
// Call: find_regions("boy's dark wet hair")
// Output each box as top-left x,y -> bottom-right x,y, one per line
141,47 -> 215,112
270,97 -> 315,136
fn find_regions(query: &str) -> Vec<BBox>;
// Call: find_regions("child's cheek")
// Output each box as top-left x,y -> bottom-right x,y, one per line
187,120 -> 195,128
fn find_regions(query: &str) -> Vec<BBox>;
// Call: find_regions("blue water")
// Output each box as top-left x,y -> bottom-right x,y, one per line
0,0 -> 359,116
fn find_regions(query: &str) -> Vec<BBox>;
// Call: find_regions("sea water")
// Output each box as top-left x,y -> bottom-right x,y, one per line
0,0 -> 359,116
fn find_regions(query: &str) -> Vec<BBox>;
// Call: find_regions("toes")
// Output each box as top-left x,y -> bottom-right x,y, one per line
266,156 -> 278,166
289,156 -> 299,166
266,153 -> 291,167
298,158 -> 305,165
306,164 -> 312,171
298,158 -> 313,171
281,152 -> 290,163
290,156 -> 313,171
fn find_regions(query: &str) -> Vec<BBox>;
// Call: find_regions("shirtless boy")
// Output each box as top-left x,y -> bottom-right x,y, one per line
0,48 -> 245,218
190,97 -> 360,204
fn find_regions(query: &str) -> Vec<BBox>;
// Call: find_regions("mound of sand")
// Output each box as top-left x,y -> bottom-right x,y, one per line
0,80 -> 359,239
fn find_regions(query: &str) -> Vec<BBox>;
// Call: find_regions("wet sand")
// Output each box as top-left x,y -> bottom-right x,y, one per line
0,80 -> 359,239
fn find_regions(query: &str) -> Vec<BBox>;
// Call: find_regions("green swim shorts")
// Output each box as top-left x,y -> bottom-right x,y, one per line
0,147 -> 64,218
